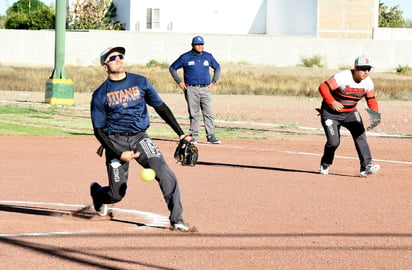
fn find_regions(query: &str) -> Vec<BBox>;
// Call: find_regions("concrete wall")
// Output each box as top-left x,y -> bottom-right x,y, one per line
373,27 -> 412,40
0,29 -> 411,71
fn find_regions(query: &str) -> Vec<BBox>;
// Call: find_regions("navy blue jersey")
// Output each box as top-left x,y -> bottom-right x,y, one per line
169,50 -> 220,85
91,73 -> 164,135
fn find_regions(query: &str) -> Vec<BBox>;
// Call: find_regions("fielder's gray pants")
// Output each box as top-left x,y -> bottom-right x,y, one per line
184,85 -> 216,139
319,107 -> 372,172
94,132 -> 184,224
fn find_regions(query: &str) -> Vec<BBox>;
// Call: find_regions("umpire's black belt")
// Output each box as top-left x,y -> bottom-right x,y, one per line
187,84 -> 208,87
113,132 -> 138,137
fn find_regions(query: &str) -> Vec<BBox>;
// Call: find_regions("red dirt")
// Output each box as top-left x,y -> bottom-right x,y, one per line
0,92 -> 411,269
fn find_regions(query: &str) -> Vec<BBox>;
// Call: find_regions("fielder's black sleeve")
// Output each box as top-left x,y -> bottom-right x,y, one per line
154,103 -> 184,137
93,127 -> 122,158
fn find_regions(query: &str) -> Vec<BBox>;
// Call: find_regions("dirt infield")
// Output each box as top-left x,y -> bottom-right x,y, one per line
0,92 -> 411,269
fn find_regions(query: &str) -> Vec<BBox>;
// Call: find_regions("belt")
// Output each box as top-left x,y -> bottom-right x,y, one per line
113,132 -> 138,137
187,84 -> 208,87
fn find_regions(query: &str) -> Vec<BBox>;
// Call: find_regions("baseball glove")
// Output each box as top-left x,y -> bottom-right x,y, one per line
365,108 -> 381,130
174,136 -> 198,166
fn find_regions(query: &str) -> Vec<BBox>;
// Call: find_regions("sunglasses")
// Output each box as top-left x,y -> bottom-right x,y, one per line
106,54 -> 124,63
357,66 -> 371,72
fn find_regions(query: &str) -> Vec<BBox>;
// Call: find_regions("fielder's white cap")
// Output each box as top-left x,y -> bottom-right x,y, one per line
100,46 -> 125,65
354,55 -> 372,67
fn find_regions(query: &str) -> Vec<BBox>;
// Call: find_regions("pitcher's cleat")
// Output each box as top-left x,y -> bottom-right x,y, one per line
170,219 -> 189,231
360,164 -> 380,177
90,182 -> 108,216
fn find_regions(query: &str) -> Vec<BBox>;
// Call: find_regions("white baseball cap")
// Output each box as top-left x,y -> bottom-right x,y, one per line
100,46 -> 125,65
354,55 -> 372,67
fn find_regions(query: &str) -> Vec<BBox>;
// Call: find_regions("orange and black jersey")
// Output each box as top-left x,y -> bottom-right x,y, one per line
318,69 -> 379,113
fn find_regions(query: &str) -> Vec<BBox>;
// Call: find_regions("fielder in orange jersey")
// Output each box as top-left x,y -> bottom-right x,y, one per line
317,55 -> 380,177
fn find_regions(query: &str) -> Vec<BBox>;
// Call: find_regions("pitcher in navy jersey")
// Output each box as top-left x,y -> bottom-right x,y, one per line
90,46 -> 190,231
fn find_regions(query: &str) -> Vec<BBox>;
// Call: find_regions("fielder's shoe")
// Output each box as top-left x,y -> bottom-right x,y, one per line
360,164 -> 380,177
319,164 -> 330,175
90,182 -> 108,216
207,135 -> 221,144
170,219 -> 189,231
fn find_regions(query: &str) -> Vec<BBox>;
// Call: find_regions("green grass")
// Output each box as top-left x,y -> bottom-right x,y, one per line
0,122 -> 71,136
0,104 -> 93,136
0,104 -> 280,139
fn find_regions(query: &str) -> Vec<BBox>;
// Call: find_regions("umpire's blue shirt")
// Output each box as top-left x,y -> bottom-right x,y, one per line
169,50 -> 220,85
91,73 -> 164,135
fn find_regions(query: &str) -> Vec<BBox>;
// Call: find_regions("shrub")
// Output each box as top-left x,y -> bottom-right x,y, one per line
300,55 -> 323,68
396,64 -> 411,74
146,60 -> 169,68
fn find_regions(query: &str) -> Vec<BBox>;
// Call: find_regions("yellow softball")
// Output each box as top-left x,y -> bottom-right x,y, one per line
140,168 -> 156,182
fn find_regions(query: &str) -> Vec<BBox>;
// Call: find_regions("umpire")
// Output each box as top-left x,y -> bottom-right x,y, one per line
169,36 -> 221,144
90,46 -> 190,231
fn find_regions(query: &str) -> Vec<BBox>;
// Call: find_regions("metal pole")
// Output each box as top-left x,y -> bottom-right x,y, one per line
45,0 -> 74,105
51,0 -> 67,79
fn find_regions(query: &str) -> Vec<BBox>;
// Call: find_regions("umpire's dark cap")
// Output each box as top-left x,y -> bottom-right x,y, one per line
191,36 -> 204,45
100,46 -> 125,65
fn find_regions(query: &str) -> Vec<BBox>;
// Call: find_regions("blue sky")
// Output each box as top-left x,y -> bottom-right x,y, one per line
382,0 -> 412,19
1,0 -> 412,19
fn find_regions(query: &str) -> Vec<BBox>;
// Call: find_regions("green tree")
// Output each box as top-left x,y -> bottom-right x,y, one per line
0,15 -> 6,29
103,1 -> 120,27
379,1 -> 406,27
5,0 -> 55,30
29,8 -> 55,29
68,0 -> 123,30
7,0 -> 48,15
5,13 -> 31,29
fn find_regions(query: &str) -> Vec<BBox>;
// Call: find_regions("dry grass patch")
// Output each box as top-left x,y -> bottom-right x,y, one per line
0,64 -> 411,100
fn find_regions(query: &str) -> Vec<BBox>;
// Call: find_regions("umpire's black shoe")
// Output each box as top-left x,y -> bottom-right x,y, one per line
207,135 -> 221,144
90,182 -> 108,216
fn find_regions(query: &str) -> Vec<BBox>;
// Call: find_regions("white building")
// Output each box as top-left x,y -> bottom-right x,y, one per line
112,0 -> 379,38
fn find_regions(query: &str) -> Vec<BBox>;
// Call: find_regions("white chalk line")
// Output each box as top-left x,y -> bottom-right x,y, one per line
0,231 -> 94,238
0,200 -> 169,238
203,119 -> 412,165
203,142 -> 412,165
214,119 -> 412,139
272,149 -> 412,165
